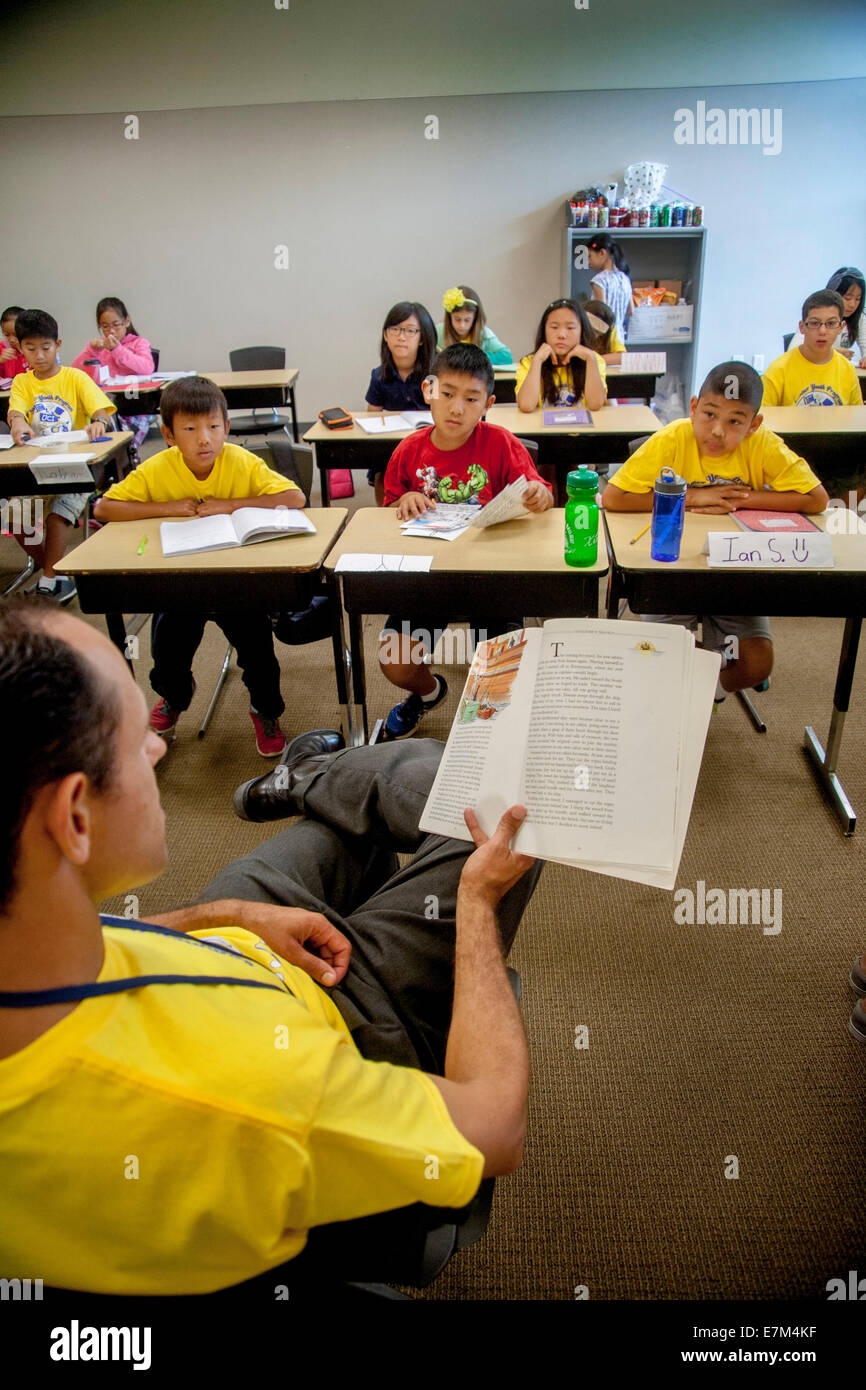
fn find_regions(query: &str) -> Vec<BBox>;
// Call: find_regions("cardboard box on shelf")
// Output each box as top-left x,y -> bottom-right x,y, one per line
657,280 -> 683,300
628,304 -> 694,341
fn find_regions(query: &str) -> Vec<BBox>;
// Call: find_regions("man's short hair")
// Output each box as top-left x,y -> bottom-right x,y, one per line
698,361 -> 763,413
802,290 -> 844,322
431,343 -> 494,395
14,309 -> 59,343
0,601 -> 120,914
160,376 -> 229,432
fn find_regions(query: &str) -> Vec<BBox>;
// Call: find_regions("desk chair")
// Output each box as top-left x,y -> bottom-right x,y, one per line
196,437 -> 317,739
0,421 -> 35,595
783,333 -> 795,352
227,346 -> 293,440
39,967 -> 520,1303
617,434 -> 769,731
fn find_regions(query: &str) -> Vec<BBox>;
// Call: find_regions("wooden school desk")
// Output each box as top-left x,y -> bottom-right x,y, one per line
305,405 -> 660,506
57,508 -> 349,705
323,506 -> 608,744
493,358 -> 667,407
202,370 -> 300,442
760,405 -> 866,481
603,508 -> 866,834
0,432 -> 133,497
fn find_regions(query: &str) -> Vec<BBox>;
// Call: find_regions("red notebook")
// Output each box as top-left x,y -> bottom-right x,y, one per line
730,510 -> 820,533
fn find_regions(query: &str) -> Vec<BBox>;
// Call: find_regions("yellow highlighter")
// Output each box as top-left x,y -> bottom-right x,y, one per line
136,536 -> 148,556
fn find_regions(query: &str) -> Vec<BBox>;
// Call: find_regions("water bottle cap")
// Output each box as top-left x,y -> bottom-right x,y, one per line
566,466 -> 598,493
654,467 -> 687,495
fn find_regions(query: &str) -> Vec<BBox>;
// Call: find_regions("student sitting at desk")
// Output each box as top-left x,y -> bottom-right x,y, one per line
602,361 -> 828,701
93,376 -> 304,757
365,300 -> 437,506
515,298 -> 607,413
788,268 -> 866,369
581,298 -> 625,366
0,306 -> 28,378
7,309 -> 116,603
762,290 -> 862,407
436,285 -> 513,364
379,343 -> 553,739
71,295 -> 155,466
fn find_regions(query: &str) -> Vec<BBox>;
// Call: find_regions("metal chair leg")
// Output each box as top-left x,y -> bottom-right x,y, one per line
198,643 -> 233,738
735,688 -> 767,733
2,555 -> 35,596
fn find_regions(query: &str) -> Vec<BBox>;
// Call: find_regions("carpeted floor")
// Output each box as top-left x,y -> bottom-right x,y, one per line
5,463 -> 864,1301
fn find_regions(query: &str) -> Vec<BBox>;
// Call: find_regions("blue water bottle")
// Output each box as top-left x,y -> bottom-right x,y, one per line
650,467 -> 687,562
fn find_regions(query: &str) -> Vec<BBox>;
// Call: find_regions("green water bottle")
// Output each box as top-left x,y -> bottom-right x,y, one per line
564,466 -> 599,567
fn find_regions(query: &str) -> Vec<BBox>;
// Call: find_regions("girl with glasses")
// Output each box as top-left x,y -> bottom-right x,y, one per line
364,301 -> 436,504
72,296 -> 155,465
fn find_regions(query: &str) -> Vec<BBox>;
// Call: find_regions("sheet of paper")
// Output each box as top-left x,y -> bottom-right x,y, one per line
399,411 -> 434,427
334,553 -> 433,573
615,352 -> 667,374
0,435 -> 13,450
707,531 -> 834,568
355,415 -> 412,435
103,374 -> 159,386
22,430 -> 92,447
160,515 -> 237,557
28,456 -> 95,485
153,371 -> 196,382
469,476 -> 529,528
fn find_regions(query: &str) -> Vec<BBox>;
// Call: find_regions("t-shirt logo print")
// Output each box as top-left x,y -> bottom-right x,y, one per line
796,383 -> 844,407
33,398 -> 74,433
415,463 -> 490,502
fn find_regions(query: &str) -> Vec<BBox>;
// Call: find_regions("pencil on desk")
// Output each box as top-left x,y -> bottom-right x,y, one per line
630,522 -> 651,545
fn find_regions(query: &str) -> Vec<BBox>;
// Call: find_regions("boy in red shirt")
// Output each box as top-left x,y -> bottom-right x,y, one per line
380,343 -> 553,738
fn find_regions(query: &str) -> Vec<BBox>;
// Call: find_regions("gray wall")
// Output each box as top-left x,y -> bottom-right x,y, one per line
1,38 -> 864,417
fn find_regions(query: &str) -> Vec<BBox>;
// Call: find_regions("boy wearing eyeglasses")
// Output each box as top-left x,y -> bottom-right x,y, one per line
762,291 -> 862,406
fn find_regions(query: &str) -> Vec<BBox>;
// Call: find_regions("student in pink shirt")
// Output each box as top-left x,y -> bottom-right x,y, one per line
72,296 -> 155,462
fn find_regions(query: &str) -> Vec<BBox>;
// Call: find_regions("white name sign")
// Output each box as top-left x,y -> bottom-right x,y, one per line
707,531 -> 834,568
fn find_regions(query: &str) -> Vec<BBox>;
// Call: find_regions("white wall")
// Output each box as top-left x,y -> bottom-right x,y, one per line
2,77 -> 864,416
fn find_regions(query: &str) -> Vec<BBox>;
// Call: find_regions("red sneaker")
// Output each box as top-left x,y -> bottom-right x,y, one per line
250,708 -> 286,758
149,698 -> 181,733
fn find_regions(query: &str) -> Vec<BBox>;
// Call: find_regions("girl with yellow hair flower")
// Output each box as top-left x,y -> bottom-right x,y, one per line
436,284 -> 513,364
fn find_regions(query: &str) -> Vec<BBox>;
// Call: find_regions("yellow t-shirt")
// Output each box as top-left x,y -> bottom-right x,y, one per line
610,328 -> 626,354
0,920 -> 483,1295
515,352 -> 607,408
102,442 -> 296,503
608,417 -> 821,494
761,347 -> 862,407
8,366 -> 115,433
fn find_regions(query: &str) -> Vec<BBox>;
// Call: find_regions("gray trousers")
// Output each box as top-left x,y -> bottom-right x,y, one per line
197,738 -> 543,1073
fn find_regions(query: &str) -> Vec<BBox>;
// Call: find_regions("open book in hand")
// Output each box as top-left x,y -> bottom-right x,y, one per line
419,619 -> 720,890
159,507 -> 315,557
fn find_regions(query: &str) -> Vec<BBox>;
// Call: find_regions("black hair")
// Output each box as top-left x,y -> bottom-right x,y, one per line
431,343 -> 494,395
698,361 -> 763,414
160,376 -> 228,432
15,309 -> 59,343
0,599 -> 120,914
442,285 -> 486,349
1,305 -> 24,326
96,296 -> 138,337
581,297 -> 616,354
587,234 -> 631,277
533,299 -> 597,407
825,267 -> 864,348
801,289 -> 844,322
378,301 -> 436,382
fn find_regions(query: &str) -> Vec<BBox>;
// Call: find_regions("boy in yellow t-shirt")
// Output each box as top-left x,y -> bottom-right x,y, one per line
7,309 -> 116,602
94,376 -> 305,757
603,361 -> 828,700
762,290 -> 862,407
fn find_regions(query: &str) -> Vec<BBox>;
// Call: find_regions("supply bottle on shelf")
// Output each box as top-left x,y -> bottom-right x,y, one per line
650,467 -> 687,562
564,466 -> 599,568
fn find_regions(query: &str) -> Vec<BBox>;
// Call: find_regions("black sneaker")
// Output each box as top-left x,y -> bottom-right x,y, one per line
384,676 -> 448,740
34,575 -> 77,605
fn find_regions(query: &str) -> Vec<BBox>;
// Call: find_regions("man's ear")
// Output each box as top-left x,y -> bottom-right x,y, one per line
43,773 -> 94,868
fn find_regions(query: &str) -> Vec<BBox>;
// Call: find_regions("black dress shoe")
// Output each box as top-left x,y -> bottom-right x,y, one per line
233,728 -> 345,822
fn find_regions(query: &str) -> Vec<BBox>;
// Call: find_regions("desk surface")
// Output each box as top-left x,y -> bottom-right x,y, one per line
324,506 -> 608,575
0,432 -> 133,469
59,508 -> 346,577
201,369 -> 299,391
305,404 -> 660,445
761,405 -> 866,434
604,508 -> 866,574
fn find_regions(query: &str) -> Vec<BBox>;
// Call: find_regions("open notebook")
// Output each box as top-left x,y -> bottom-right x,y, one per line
159,507 -> 315,557
420,619 -> 719,890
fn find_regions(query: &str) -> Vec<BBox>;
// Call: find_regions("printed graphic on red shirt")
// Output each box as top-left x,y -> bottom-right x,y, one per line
415,463 -> 489,502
